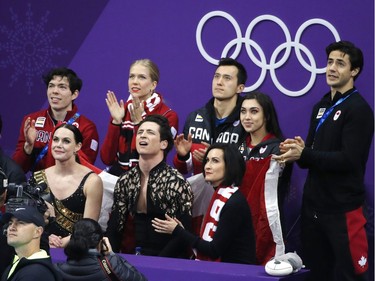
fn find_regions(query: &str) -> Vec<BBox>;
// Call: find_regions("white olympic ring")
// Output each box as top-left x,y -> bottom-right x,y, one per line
196,11 -> 341,97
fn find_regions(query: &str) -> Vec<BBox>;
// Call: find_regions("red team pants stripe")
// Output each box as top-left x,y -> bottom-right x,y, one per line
345,206 -> 368,274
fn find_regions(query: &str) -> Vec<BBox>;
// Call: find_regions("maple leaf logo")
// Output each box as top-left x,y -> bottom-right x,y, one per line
358,256 -> 367,267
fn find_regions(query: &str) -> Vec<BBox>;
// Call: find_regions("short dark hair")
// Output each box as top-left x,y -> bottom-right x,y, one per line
218,57 -> 247,85
326,41 -> 364,80
65,218 -> 103,261
242,91 -> 284,140
42,67 -> 83,92
54,123 -> 83,145
138,114 -> 174,157
202,143 -> 245,186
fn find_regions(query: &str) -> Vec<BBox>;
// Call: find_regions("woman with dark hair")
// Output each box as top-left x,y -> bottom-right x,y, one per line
55,218 -> 147,281
152,143 -> 256,264
239,91 -> 285,161
238,91 -> 292,265
33,123 -> 103,248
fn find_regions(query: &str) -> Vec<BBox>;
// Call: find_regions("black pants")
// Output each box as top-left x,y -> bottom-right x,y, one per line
301,205 -> 368,281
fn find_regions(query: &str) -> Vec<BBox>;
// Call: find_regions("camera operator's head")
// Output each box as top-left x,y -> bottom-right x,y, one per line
2,206 -> 45,258
52,123 -> 83,163
64,218 -> 103,261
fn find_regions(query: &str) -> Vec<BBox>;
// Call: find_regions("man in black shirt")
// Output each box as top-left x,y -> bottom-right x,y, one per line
275,41 -> 373,281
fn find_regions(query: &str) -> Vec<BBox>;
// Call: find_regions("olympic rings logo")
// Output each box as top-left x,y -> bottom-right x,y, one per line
196,11 -> 341,97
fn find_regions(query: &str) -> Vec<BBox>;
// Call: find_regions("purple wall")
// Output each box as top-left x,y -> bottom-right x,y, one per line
0,0 -> 373,275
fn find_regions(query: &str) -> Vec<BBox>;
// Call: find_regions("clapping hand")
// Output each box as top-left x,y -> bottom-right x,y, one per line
273,136 -> 305,163
23,117 -> 37,154
129,96 -> 144,124
174,133 -> 193,158
192,142 -> 210,163
105,91 -> 125,125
